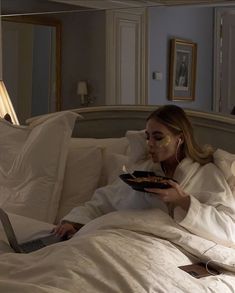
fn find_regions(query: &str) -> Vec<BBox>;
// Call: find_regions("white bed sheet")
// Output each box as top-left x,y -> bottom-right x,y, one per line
0,210 -> 235,293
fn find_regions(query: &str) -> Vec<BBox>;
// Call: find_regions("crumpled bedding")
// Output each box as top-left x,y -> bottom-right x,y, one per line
0,111 -> 79,223
0,209 -> 235,293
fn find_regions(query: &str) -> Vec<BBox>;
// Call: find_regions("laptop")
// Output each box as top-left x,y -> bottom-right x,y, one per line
0,208 -> 66,253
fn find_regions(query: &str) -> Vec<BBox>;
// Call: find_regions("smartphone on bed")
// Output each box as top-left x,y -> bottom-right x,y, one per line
178,262 -> 220,279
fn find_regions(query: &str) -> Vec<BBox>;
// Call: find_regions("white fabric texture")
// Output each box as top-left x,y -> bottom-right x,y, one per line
81,137 -> 129,186
125,129 -> 149,163
56,145 -> 103,222
0,210 -> 235,292
71,137 -> 129,155
213,148 -> 235,190
63,156 -> 235,245
0,112 -> 79,223
100,151 -> 129,186
62,169 -> 168,225
55,137 -> 129,222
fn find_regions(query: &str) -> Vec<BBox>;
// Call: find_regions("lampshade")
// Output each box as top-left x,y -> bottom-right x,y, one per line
0,81 -> 19,125
77,81 -> 88,96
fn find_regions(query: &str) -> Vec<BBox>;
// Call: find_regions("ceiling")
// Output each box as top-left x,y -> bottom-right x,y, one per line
51,0 -> 235,9
1,0 -> 235,16
0,0 -> 85,16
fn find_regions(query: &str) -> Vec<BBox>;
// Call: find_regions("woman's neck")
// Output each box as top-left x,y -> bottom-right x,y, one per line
161,161 -> 177,177
161,155 -> 184,177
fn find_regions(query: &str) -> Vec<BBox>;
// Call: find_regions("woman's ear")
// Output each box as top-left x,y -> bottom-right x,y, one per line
177,136 -> 184,146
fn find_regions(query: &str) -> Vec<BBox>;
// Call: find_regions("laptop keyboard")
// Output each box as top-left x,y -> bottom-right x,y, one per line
20,239 -> 46,252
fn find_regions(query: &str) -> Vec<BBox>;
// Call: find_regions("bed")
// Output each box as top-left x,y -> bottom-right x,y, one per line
0,105 -> 235,293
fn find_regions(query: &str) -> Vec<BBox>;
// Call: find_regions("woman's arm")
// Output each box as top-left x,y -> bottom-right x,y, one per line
145,179 -> 190,211
60,179 -> 125,226
146,163 -> 235,244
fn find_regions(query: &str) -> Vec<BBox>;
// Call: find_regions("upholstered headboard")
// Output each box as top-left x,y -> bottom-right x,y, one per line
71,105 -> 235,153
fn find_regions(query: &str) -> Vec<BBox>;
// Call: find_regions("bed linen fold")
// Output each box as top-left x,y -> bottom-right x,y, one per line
0,209 -> 235,292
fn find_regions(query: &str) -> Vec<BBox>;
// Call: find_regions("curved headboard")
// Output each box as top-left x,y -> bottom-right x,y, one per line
72,105 -> 235,153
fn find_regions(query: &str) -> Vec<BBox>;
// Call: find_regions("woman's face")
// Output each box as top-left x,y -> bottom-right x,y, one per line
145,118 -> 181,163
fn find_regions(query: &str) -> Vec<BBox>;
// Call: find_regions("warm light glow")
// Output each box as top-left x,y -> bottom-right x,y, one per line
0,81 -> 19,125
77,81 -> 88,96
77,81 -> 88,105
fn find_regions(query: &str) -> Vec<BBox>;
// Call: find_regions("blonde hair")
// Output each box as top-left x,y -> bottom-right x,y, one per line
147,105 -> 214,165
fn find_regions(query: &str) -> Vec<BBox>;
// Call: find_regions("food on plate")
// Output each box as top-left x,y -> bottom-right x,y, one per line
127,176 -> 169,184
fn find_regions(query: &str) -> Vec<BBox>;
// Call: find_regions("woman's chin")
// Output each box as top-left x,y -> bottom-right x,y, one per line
151,155 -> 161,163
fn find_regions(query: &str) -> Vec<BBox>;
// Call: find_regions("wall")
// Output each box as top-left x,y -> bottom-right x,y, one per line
2,22 -> 33,123
0,6 -> 214,114
58,7 -> 214,111
0,1 -> 2,80
56,10 -> 106,110
31,26 -> 54,116
2,22 -> 54,123
148,6 -> 214,111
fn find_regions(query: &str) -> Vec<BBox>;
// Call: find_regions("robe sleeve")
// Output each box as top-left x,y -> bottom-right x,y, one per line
174,163 -> 235,244
61,179 -> 125,225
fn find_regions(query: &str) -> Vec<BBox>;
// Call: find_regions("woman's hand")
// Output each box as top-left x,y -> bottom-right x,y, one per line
145,180 -> 190,211
52,222 -> 78,239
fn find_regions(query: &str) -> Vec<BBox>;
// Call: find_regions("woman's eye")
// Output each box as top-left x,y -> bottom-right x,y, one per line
145,133 -> 150,140
146,136 -> 164,141
154,137 -> 164,141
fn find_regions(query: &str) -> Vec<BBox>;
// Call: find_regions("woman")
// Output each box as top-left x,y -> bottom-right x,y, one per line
54,105 -> 235,244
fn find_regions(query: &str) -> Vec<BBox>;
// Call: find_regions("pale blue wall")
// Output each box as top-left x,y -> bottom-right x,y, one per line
56,7 -> 214,111
148,6 -> 214,111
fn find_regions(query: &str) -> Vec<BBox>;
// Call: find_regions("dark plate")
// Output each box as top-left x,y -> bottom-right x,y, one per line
119,171 -> 174,192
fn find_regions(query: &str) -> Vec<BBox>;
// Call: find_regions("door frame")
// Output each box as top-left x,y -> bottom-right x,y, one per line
213,7 -> 222,112
105,8 -> 148,105
214,7 -> 235,113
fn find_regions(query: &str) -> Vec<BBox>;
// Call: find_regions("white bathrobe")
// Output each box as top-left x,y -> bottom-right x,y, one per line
63,157 -> 235,245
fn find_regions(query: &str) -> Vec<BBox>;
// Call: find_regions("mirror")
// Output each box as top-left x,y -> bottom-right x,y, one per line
2,16 -> 61,124
1,0 -> 235,123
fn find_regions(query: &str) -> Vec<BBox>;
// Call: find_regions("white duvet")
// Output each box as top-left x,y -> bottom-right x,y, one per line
0,209 -> 235,293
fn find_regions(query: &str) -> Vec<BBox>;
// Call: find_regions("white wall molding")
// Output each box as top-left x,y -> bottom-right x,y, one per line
105,8 -> 148,105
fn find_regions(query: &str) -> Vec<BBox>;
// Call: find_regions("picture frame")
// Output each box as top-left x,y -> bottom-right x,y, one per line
168,38 -> 197,101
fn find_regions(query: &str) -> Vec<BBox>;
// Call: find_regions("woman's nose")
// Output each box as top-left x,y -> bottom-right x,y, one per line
147,137 -> 154,147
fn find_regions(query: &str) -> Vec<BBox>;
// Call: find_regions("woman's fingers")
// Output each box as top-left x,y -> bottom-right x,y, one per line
145,180 -> 190,210
145,187 -> 161,194
167,179 -> 178,188
51,223 -> 75,238
145,188 -> 169,201
51,225 -> 61,235
53,225 -> 64,237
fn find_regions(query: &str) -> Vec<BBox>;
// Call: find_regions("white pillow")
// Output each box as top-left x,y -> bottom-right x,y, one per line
70,137 -> 129,188
213,149 -> 235,191
125,130 -> 149,163
71,137 -> 129,155
0,111 -> 79,223
101,151 -> 129,186
101,131 -> 154,185
55,144 -> 103,222
55,137 -> 129,222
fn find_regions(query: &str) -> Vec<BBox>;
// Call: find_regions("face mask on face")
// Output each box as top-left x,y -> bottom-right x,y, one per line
155,135 -> 171,148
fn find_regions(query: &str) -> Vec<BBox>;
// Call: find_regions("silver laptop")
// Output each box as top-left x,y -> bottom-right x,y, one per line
0,208 -> 66,253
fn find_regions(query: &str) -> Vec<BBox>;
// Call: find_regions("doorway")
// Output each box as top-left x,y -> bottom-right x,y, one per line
106,8 -> 148,105
2,16 -> 61,124
214,7 -> 235,114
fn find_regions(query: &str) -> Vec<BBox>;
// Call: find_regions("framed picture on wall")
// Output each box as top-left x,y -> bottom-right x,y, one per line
168,38 -> 197,101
